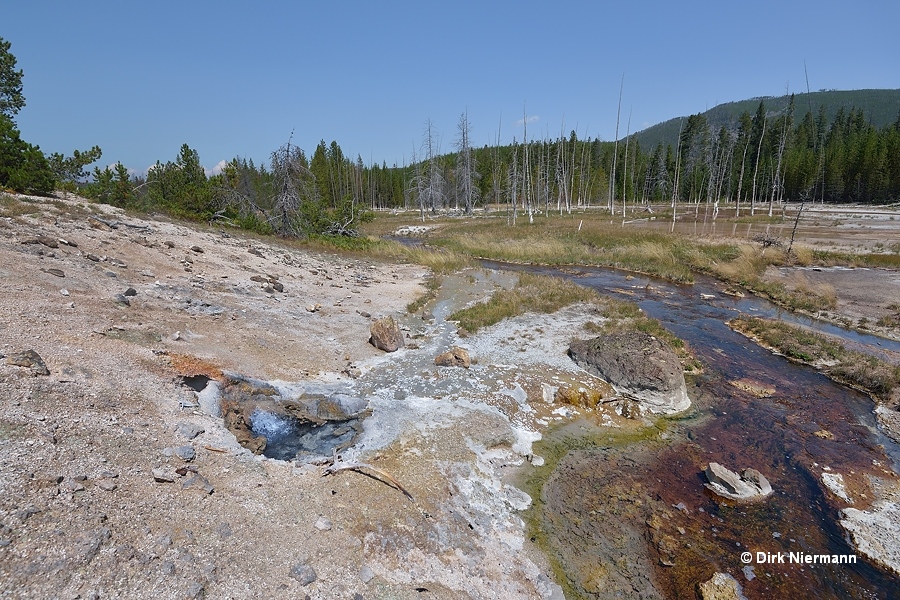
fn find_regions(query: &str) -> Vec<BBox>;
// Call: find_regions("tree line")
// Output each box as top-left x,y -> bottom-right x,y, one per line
5,34 -> 900,238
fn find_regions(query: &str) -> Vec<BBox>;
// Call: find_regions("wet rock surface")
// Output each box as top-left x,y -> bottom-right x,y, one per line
841,500 -> 900,576
704,462 -> 773,503
217,374 -> 369,460
698,572 -> 746,600
538,444 -> 666,599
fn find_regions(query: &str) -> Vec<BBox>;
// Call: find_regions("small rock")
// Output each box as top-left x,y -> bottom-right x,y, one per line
114,294 -> 130,306
434,346 -> 471,368
358,310 -> 371,318
85,253 -> 101,262
60,289 -> 69,296
97,480 -> 118,492
822,472 -> 852,502
6,350 -> 50,376
174,446 -> 196,462
60,479 -> 85,493
36,235 -> 59,248
173,331 -> 183,341
164,240 -> 176,248
359,565 -> 375,583
271,281 -> 284,293
152,468 -> 176,483
41,268 -> 65,278
306,303 -> 322,313
705,462 -> 772,502
289,563 -> 317,586
182,474 -> 214,495
163,446 -> 197,462
314,517 -> 332,531
123,287 -> 138,297
177,423 -> 205,440
190,245 -> 203,253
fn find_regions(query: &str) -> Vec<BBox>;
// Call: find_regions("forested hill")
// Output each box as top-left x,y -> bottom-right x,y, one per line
635,89 -> 900,149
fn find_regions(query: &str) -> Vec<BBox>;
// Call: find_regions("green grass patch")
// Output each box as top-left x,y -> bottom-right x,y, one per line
448,272 -> 600,333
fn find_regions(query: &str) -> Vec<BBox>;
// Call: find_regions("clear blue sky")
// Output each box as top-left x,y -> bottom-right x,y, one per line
5,1 -> 899,176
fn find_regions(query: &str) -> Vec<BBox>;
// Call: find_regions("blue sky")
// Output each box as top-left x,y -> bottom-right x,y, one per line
5,1 -> 899,176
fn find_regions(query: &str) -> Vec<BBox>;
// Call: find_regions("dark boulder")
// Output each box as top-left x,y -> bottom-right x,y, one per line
568,332 -> 689,413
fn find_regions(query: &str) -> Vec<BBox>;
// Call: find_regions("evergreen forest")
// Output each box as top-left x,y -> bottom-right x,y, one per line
3,34 -> 900,238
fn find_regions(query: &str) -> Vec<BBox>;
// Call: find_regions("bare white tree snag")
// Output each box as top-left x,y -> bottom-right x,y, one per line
621,106 -> 632,220
409,120 -> 445,220
508,139 -> 519,226
735,119 -> 752,218
750,113 -> 767,216
769,94 -> 793,217
522,104 -> 534,224
609,73 -> 624,214
455,110 -> 478,215
671,118 -> 684,232
492,115 -> 503,214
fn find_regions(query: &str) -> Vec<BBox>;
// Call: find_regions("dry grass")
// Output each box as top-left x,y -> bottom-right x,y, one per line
419,216 -> 742,283
711,244 -> 769,283
363,210 -> 892,322
0,194 -> 40,218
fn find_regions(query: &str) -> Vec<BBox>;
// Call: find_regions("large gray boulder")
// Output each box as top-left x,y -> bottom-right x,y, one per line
567,332 -> 689,413
369,316 -> 405,352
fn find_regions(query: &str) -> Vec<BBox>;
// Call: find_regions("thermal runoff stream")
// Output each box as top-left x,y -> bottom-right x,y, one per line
491,261 -> 900,599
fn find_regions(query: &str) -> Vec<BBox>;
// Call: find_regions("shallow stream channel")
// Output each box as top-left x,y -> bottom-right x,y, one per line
483,260 -> 900,599
217,255 -> 899,599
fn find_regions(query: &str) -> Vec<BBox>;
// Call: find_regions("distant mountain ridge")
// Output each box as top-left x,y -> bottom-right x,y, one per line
633,89 -> 900,149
